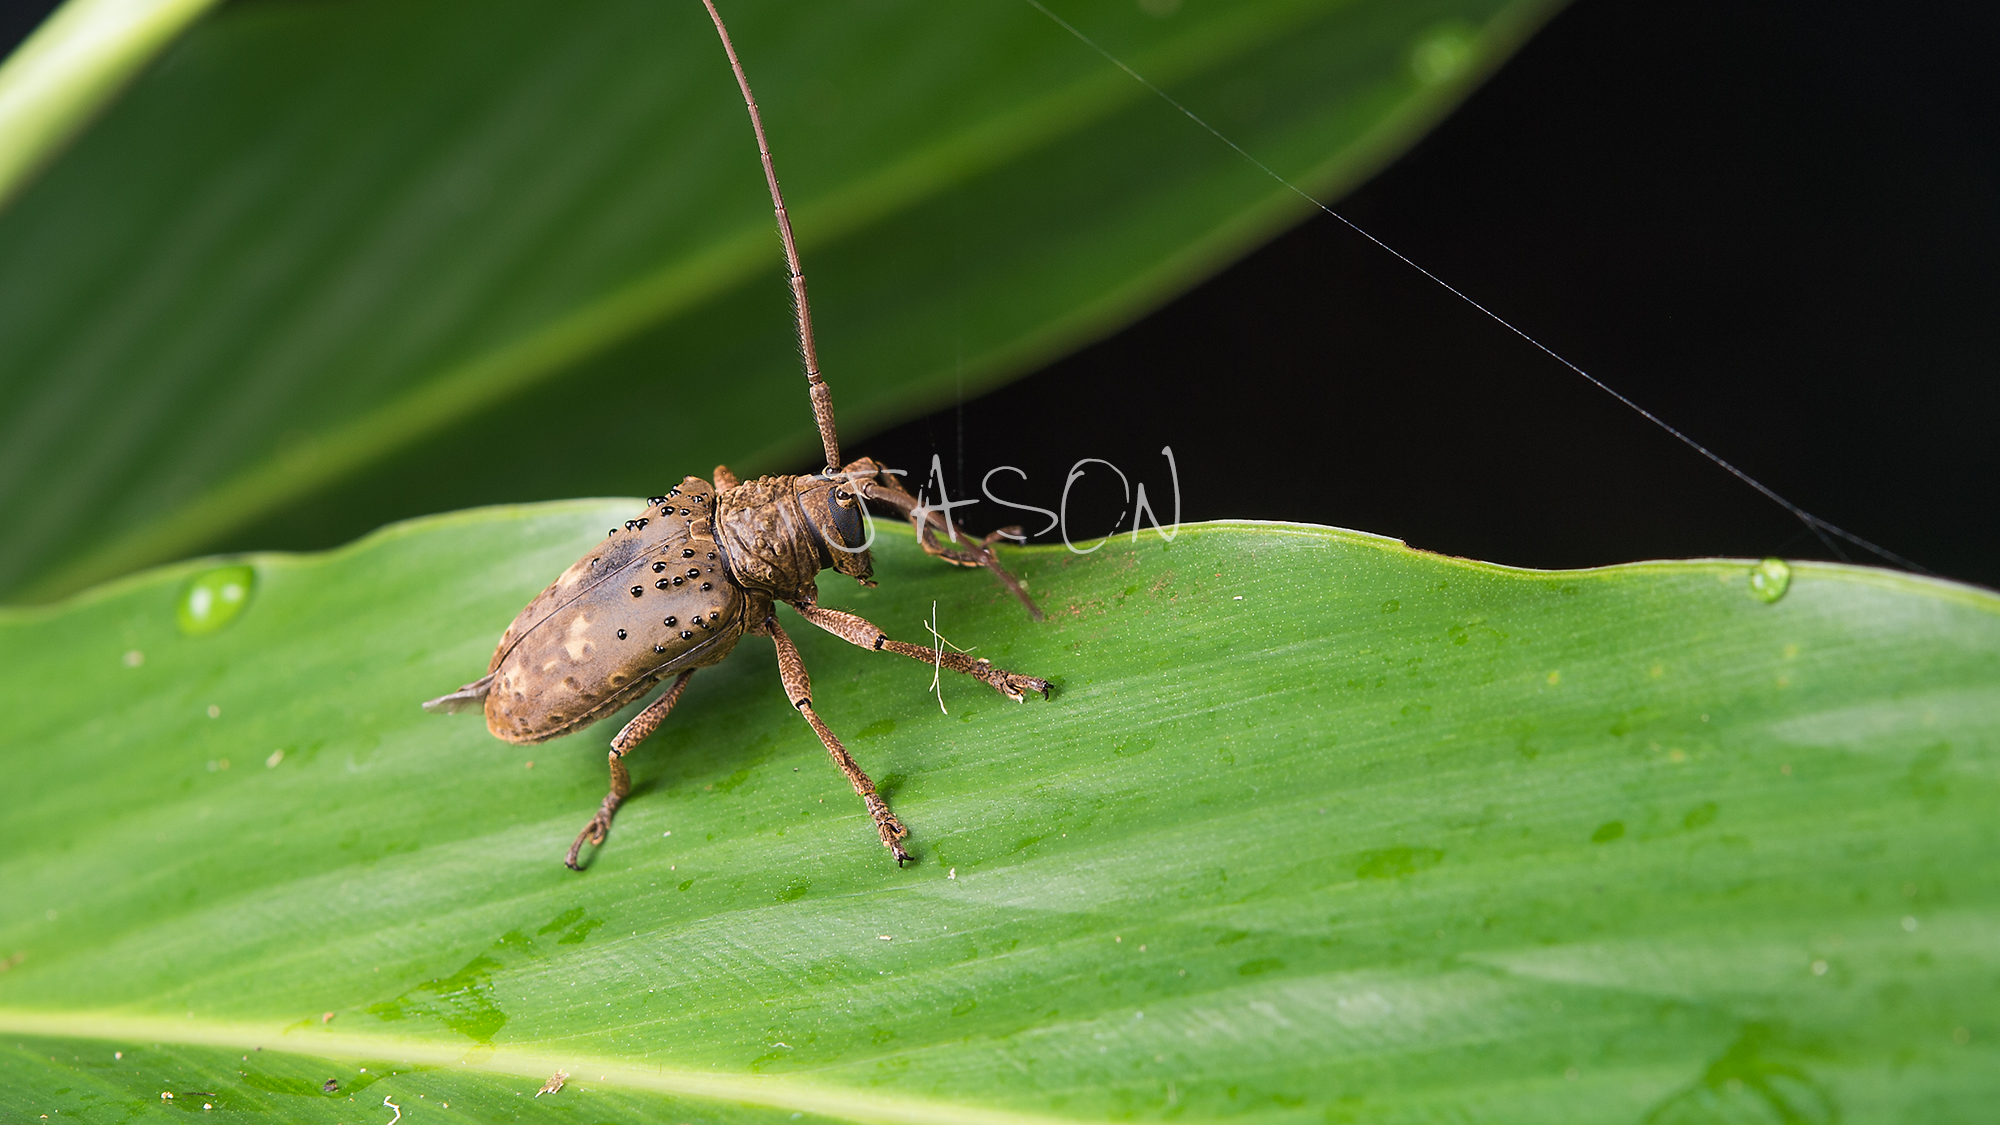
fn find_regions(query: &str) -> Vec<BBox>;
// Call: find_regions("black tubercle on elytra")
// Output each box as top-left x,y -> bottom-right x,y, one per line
663,615 -> 677,626
629,586 -> 643,597
655,579 -> 670,589
652,561 -> 668,573
616,628 -> 628,640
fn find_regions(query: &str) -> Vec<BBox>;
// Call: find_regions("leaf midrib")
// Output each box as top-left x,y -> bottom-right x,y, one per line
0,1008 -> 1072,1125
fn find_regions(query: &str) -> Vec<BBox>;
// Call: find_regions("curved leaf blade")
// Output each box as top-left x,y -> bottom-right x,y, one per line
1,508 -> 1994,1120
0,0 -> 1562,603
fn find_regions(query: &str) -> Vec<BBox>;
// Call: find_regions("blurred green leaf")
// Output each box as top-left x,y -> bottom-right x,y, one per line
1,506 -> 1994,1120
0,0 -> 222,209
0,0 -> 1561,603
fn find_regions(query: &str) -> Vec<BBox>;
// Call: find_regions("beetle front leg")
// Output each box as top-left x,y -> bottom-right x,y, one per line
566,669 -> 696,871
842,458 -> 1044,621
791,602 -> 1051,701
755,613 -> 910,865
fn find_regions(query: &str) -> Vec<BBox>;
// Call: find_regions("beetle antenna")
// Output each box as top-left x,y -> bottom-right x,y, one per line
701,0 -> 840,474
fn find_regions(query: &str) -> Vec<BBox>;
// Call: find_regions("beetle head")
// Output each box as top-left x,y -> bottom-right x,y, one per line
797,476 -> 873,580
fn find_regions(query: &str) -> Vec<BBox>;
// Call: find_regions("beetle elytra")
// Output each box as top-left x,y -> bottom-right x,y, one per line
423,0 -> 1050,870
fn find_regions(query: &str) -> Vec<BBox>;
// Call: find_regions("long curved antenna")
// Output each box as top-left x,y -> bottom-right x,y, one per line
701,0 -> 841,472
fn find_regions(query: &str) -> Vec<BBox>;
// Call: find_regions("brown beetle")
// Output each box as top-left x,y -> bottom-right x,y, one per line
423,0 -> 1049,870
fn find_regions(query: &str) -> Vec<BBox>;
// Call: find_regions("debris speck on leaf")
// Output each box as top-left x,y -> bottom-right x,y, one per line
322,1080 -> 338,1093
536,1070 -> 568,1097
320,1011 -> 334,1024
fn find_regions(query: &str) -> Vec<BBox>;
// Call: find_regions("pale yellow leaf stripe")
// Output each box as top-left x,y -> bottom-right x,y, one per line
0,0 -> 222,211
0,1008 -> 1071,1125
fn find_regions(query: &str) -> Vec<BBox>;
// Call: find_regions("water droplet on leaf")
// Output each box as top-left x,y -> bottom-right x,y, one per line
176,565 -> 256,635
1749,557 -> 1791,603
1411,22 -> 1476,85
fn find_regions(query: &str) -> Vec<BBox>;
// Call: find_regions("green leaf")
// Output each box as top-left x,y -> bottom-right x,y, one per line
2,506 -> 1993,1120
0,0 -> 1562,603
0,0 -> 223,210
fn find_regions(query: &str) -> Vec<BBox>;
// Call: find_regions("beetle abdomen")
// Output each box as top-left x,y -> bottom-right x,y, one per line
483,479 -> 742,744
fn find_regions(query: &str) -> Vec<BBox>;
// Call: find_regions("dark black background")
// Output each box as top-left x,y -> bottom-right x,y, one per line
859,1 -> 2000,588
5,0 -> 1994,586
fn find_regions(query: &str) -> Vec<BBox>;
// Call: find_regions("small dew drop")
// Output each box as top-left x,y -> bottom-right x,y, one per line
1411,22 -> 1475,85
1749,557 -> 1792,603
176,565 -> 256,635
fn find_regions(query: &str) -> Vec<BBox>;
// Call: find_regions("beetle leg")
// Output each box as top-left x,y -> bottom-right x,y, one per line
565,670 -> 696,871
846,461 -> 1044,621
755,613 -> 910,865
790,602 -> 1051,702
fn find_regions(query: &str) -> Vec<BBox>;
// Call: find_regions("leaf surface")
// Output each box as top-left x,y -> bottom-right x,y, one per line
0,0 -> 1560,602
2,506 -> 1994,1121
